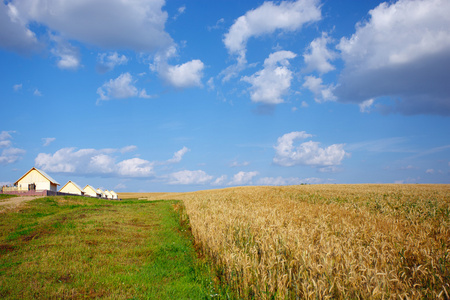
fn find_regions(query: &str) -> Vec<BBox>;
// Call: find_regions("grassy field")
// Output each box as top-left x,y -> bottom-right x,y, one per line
0,196 -> 225,299
123,184 -> 450,299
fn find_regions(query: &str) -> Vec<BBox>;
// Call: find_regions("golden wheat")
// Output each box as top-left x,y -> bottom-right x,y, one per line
123,184 -> 450,299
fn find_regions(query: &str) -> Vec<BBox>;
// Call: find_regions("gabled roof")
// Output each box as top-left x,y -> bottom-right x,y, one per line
15,167 -> 60,186
60,180 -> 83,192
83,185 -> 99,193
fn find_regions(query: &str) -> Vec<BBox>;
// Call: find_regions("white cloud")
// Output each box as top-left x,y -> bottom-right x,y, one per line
273,131 -> 348,168
7,0 -> 172,53
165,146 -> 190,164
139,89 -> 153,99
173,5 -> 186,20
0,2 -> 40,54
335,0 -> 450,115
242,50 -> 296,104
168,170 -> 213,185
117,158 -> 154,177
33,89 -> 42,96
96,52 -> 128,73
0,147 -> 26,164
159,59 -> 204,88
34,147 -> 155,177
50,34 -> 80,70
42,137 -> 56,147
303,32 -> 337,74
0,131 -> 12,148
212,175 -> 228,186
359,99 -> 374,113
228,171 -> 259,185
34,146 -> 191,178
223,0 -> 321,62
97,72 -> 150,102
302,75 -> 336,103
0,131 -> 25,164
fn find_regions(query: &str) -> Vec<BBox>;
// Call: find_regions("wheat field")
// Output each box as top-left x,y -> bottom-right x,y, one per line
121,184 -> 450,299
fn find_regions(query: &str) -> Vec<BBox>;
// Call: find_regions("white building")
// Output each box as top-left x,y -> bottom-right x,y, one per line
104,190 -> 113,199
96,188 -> 106,199
110,190 -> 118,200
15,167 -> 59,192
59,181 -> 85,196
83,185 -> 100,198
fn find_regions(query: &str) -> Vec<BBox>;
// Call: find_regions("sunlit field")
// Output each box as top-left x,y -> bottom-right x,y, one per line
123,184 -> 450,299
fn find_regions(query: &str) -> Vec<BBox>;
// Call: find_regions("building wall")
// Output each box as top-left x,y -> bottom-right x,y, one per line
83,186 -> 98,197
18,170 -> 55,191
60,183 -> 83,195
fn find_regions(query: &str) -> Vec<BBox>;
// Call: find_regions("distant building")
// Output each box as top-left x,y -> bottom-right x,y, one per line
83,185 -> 100,198
104,190 -> 113,199
96,188 -> 106,199
110,190 -> 118,200
60,181 -> 85,196
15,167 -> 60,192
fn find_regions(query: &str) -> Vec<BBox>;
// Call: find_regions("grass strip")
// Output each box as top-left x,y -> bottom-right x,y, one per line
0,196 -> 225,299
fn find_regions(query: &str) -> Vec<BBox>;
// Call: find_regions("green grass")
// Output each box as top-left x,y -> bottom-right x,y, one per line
0,193 -> 17,201
0,196 -> 228,299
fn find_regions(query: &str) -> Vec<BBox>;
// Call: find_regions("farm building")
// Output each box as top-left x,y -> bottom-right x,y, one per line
110,190 -> 118,200
96,188 -> 106,199
59,181 -> 85,196
104,190 -> 113,199
15,167 -> 59,192
83,185 -> 100,198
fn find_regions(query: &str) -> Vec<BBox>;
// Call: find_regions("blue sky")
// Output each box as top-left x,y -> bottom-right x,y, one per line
1,0 -> 449,192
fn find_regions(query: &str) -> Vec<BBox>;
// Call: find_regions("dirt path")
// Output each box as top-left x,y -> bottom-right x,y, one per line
0,196 -> 43,212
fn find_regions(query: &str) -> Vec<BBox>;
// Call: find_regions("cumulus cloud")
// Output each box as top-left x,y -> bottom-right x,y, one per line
302,75 -> 336,103
212,175 -> 228,186
303,32 -> 337,74
0,147 -> 26,164
228,171 -> 259,185
242,50 -> 296,104
273,131 -> 348,169
35,145 -> 189,178
161,60 -> 204,88
50,34 -> 81,70
0,2 -> 40,54
35,146 -> 154,177
6,0 -> 172,53
33,89 -> 42,97
96,52 -> 128,73
0,131 -> 26,164
168,170 -> 213,185
97,72 -> 150,102
224,0 -> 321,62
150,45 -> 205,89
117,158 -> 154,177
335,0 -> 450,115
